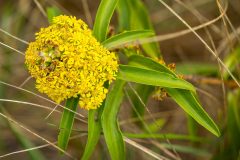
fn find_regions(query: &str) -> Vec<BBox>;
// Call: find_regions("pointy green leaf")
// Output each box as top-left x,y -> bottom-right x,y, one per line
58,96 -> 79,151
101,80 -> 125,160
166,88 -> 220,137
116,0 -> 130,30
117,65 -> 195,91
128,55 -> 176,76
103,30 -> 154,49
127,55 -> 220,137
81,109 -> 102,160
93,0 -> 119,42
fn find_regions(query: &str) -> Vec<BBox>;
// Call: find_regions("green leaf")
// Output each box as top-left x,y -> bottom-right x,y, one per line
166,88 -> 220,137
128,55 -> 176,76
46,7 -> 61,23
58,96 -> 79,151
101,80 -> 125,160
116,0 -> 130,31
127,55 -> 220,137
93,0 -> 119,42
81,108 -> 103,160
102,30 -> 154,49
117,65 -> 195,91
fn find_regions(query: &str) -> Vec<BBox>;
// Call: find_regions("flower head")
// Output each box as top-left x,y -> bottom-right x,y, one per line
25,15 -> 118,110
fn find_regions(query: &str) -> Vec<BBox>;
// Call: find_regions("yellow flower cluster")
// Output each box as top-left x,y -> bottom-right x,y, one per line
25,15 -> 118,110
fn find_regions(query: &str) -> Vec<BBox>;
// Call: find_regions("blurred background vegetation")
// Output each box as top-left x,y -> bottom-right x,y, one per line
0,0 -> 240,159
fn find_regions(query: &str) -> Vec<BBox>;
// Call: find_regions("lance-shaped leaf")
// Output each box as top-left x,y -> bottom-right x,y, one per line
101,80 -> 126,160
166,88 -> 220,137
93,0 -> 119,42
117,65 -> 195,91
127,55 -> 220,137
81,109 -> 102,160
58,96 -> 79,151
102,30 -> 154,49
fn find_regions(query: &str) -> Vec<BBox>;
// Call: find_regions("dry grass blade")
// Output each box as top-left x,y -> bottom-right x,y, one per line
150,140 -> 181,160
0,27 -> 29,44
216,0 -> 240,43
19,76 -> 32,88
175,0 -> 227,112
0,144 -> 49,159
124,137 -> 170,160
175,0 -> 222,36
126,83 -> 166,133
156,0 -> 240,88
0,112 -> 74,159
151,0 -> 213,23
111,9 -> 226,50
124,87 -> 180,159
47,0 -> 71,15
217,27 -> 240,55
0,134 -> 87,159
33,0 -> 47,18
81,0 -> 93,27
44,104 -> 59,120
0,98 -> 86,123
0,80 -> 85,118
0,41 -> 25,55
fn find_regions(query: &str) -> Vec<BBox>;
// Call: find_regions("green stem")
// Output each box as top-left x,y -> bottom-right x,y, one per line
58,96 -> 80,152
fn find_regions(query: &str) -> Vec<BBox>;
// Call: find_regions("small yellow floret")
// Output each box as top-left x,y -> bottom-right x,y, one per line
25,15 -> 118,110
